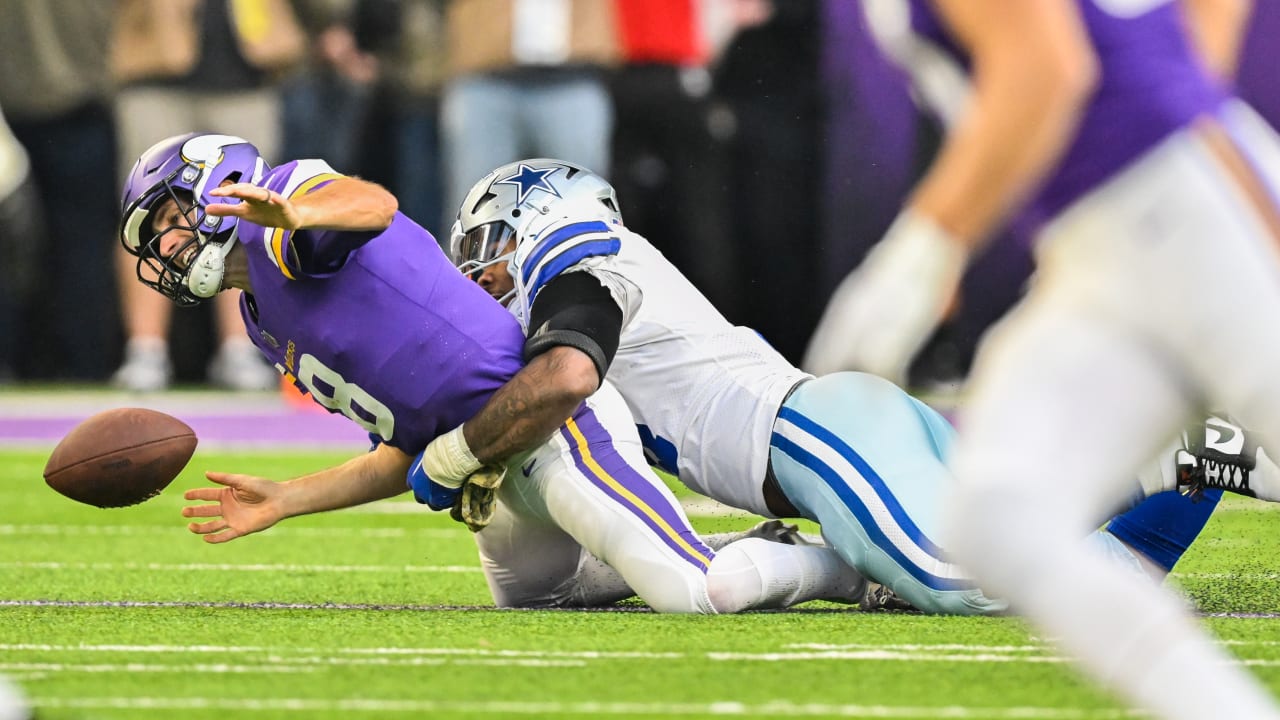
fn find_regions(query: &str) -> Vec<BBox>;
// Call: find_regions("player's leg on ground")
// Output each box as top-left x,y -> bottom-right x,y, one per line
945,301 -> 1280,720
549,523 -> 869,613
473,491 -> 617,608
705,537 -> 868,613
515,382 -> 866,614
769,371 -> 1006,615
500,382 -> 718,613
1104,489 -> 1221,580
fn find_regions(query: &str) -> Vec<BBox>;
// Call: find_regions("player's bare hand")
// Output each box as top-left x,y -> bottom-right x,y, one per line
207,183 -> 303,229
182,471 -> 285,544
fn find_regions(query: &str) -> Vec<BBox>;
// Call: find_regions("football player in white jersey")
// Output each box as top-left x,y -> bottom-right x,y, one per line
411,157 -> 1266,618
804,0 -> 1280,717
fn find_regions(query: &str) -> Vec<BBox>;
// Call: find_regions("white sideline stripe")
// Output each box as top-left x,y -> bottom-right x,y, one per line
266,656 -> 587,668
0,662 -> 316,674
787,643 -> 1047,652
0,561 -> 481,573
0,644 -> 679,660
0,524 -> 464,539
709,650 -> 1071,663
6,642 -> 1277,668
0,657 -> 582,670
28,696 -> 1139,718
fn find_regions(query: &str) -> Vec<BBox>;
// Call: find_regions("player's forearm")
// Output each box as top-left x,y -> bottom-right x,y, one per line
918,0 -> 1098,246
1181,0 -> 1253,80
277,443 -> 412,518
463,346 -> 599,465
292,176 -> 398,232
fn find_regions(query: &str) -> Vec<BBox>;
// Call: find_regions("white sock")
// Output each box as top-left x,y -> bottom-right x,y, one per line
705,537 -> 866,613
125,336 -> 168,357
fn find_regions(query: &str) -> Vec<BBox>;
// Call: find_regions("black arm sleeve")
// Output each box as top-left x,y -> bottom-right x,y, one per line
524,271 -> 624,384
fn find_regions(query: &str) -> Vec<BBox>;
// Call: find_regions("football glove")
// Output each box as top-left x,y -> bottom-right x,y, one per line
407,451 -> 462,511
408,424 -> 484,510
803,209 -> 967,384
450,466 -> 507,533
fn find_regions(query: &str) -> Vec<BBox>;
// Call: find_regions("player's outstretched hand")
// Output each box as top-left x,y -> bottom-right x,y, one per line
182,472 -> 286,544
207,182 -> 304,230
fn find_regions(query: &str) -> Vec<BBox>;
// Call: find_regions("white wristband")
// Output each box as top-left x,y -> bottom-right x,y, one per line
420,424 -> 483,488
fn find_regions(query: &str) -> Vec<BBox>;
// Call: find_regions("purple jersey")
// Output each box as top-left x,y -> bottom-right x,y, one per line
907,0 -> 1226,222
234,159 -> 527,453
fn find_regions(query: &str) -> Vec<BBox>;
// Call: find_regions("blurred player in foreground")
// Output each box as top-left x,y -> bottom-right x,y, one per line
418,156 -> 1253,616
117,132 -> 866,615
804,0 -> 1280,717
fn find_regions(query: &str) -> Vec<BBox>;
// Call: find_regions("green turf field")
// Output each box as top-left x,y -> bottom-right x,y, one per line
3,446 -> 1280,719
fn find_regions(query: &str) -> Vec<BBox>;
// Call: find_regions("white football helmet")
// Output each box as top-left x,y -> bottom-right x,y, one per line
449,158 -> 623,285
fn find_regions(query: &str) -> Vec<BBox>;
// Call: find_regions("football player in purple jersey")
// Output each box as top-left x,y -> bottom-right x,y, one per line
116,132 -> 867,615
806,1 -> 1280,717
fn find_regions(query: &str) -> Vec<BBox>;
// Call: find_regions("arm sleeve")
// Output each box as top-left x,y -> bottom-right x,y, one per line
263,160 -> 380,278
523,271 -> 624,384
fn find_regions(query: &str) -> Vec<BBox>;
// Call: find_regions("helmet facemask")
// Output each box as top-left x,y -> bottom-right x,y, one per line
123,178 -> 225,307
118,133 -> 263,307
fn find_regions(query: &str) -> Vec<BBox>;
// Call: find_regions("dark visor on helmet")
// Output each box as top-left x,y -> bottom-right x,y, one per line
460,222 -> 517,266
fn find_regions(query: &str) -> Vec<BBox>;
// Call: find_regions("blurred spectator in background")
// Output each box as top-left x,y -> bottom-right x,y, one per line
607,0 -> 736,318
347,0 -> 449,236
282,0 -> 380,175
110,0 -> 306,392
441,0 -> 617,236
713,0 -> 823,364
0,106 -> 42,384
0,0 -> 120,383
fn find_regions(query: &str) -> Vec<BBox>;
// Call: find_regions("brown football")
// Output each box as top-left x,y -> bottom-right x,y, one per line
43,408 -> 197,508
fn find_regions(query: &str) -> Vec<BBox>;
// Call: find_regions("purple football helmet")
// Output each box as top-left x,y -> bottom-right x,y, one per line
119,133 -> 267,306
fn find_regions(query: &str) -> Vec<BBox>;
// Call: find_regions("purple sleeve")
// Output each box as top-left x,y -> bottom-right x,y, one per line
259,161 -> 381,278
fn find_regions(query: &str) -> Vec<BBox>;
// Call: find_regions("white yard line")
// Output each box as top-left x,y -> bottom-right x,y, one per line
27,696 -> 1142,718
2,641 -> 1277,666
0,662 -> 315,674
0,643 -> 677,660
0,555 -> 1270,584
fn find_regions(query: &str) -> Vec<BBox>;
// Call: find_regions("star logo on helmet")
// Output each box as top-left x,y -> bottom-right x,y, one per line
495,164 -> 562,205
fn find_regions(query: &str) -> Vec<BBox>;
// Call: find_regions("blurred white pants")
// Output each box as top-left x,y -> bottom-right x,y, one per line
944,100 -> 1280,719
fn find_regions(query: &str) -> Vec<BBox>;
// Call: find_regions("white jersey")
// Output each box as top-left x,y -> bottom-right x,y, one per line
507,216 -> 811,517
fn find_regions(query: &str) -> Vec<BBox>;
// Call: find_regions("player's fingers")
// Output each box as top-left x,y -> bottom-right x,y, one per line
187,519 -> 228,535
181,503 -> 224,518
208,182 -> 263,200
202,529 -> 243,545
184,486 -> 224,501
203,203 -> 247,217
205,471 -> 248,488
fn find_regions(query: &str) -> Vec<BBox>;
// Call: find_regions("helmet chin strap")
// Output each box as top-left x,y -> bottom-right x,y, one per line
187,235 -> 240,298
